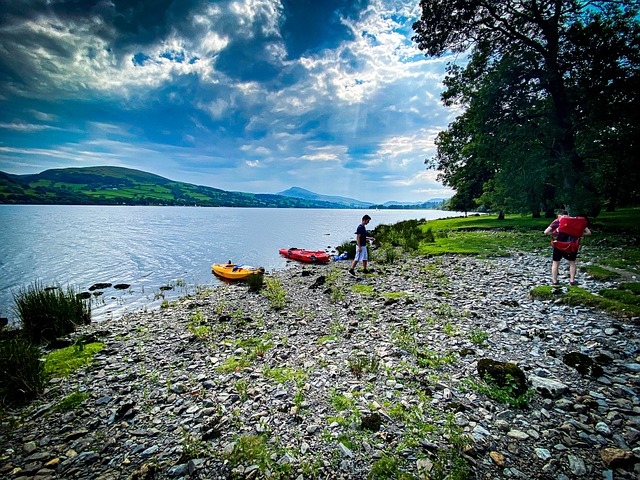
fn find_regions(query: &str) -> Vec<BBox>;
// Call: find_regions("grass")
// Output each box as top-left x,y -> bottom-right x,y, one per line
0,334 -> 46,406
43,342 -> 105,378
13,282 -> 91,343
581,265 -> 621,281
55,391 -> 91,411
462,374 -> 534,408
263,277 -> 287,310
530,285 -> 640,317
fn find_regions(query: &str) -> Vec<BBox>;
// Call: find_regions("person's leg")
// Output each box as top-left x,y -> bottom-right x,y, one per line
362,259 -> 368,271
569,261 -> 576,284
551,260 -> 560,284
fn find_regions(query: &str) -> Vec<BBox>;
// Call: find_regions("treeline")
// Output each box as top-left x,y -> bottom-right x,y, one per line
413,0 -> 640,217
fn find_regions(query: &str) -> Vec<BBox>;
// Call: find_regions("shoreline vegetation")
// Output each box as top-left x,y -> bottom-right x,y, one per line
1,210 -> 639,479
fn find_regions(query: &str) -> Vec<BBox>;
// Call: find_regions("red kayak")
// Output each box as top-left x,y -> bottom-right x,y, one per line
279,248 -> 331,264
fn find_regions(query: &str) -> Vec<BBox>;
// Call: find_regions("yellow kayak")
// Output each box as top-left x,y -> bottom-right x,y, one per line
211,263 -> 264,280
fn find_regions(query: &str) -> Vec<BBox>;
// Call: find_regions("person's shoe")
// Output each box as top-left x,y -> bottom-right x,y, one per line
569,281 -> 576,286
551,281 -> 558,285
348,269 -> 356,277
362,269 -> 370,274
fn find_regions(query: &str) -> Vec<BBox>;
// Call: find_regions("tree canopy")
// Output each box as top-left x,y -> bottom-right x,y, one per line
413,0 -> 640,216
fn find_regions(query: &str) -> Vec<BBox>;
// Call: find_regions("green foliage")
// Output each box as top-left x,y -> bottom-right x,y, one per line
372,220 -> 434,252
352,284 -> 375,295
13,282 -> 91,343
263,277 -> 286,310
0,334 -> 45,406
246,273 -> 264,292
180,429 -> 210,462
464,374 -> 534,408
43,342 -> 105,378
263,366 -> 307,385
468,328 -> 488,345
329,389 -> 356,412
325,269 -> 346,303
226,435 -> 270,470
347,353 -> 380,377
531,285 -> 640,316
369,455 -> 414,480
0,166 -> 347,208
337,241 -> 356,259
55,391 -> 90,411
414,1 -> 639,215
377,244 -> 400,264
599,288 -> 640,306
582,265 -> 620,281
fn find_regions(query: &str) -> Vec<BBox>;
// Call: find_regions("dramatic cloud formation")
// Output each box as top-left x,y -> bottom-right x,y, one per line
0,0 -> 459,203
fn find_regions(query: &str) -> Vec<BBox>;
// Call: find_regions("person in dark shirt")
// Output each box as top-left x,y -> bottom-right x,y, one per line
544,210 -> 591,285
349,214 -> 374,276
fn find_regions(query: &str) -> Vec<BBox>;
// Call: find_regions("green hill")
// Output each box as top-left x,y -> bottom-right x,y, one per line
0,166 -> 345,208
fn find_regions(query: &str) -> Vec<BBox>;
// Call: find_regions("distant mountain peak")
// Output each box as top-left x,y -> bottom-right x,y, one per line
277,186 -> 373,208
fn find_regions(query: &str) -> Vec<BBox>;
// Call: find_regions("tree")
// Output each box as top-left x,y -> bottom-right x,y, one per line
413,0 -> 640,216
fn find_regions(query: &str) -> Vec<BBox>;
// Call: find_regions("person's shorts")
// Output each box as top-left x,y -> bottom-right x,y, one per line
355,246 -> 368,262
552,247 -> 577,262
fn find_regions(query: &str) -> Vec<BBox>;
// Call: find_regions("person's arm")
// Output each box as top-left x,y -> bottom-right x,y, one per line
583,227 -> 591,236
544,225 -> 554,235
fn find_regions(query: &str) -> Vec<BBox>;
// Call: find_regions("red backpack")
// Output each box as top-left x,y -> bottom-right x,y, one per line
552,216 -> 588,253
558,216 -> 588,238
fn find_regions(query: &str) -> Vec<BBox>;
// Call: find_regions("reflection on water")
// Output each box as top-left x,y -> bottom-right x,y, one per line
0,206 -> 461,324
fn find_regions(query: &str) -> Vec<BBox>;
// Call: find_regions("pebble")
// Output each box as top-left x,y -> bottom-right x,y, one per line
1,253 -> 639,479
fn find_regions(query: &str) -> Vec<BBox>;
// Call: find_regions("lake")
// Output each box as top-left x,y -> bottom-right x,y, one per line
0,205 -> 462,323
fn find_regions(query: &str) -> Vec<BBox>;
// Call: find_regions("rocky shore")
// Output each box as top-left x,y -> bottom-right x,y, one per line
1,252 -> 639,479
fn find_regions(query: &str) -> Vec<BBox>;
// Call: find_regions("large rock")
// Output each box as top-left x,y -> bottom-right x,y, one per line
477,358 -> 528,396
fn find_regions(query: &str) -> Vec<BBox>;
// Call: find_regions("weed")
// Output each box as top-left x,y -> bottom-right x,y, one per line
348,353 -> 380,377
415,348 -> 457,368
263,277 -> 286,310
263,366 -> 307,385
13,282 -> 91,343
325,269 -> 346,303
55,391 -> 90,411
329,389 -> 356,412
369,455 -> 414,480
247,273 -> 264,292
216,356 -> 251,373
234,378 -> 249,401
443,321 -> 458,336
226,435 -> 270,470
0,334 -> 45,406
378,244 -> 400,265
462,373 -> 534,408
352,285 -> 376,295
530,285 -> 640,316
469,328 -> 489,345
180,429 -> 210,462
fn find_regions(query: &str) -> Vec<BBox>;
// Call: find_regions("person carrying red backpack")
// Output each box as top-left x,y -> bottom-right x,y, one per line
544,210 -> 591,285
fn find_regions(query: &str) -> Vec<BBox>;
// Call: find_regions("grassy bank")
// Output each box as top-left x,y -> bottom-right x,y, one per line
371,208 -> 640,317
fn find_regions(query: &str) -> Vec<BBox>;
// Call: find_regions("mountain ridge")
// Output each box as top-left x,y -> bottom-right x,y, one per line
0,166 -> 448,208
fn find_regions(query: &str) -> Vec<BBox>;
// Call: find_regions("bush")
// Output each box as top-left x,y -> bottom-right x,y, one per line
247,273 -> 264,292
337,241 -> 356,259
0,333 -> 45,406
372,220 -> 433,252
13,282 -> 91,343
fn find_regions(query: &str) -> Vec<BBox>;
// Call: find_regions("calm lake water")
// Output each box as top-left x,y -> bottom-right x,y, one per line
0,205 -> 461,323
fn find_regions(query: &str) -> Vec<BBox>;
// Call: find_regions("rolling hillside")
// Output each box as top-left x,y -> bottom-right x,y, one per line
0,167 -> 345,208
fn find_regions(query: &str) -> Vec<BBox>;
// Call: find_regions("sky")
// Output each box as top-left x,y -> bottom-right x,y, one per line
0,0 -> 462,204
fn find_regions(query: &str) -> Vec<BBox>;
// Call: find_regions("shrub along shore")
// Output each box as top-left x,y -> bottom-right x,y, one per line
1,210 -> 639,479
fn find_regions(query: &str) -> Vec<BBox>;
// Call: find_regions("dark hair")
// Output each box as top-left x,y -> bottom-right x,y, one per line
558,210 -> 568,216
362,214 -> 371,221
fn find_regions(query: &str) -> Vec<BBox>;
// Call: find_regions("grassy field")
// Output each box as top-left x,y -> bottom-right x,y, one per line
408,209 -> 640,276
